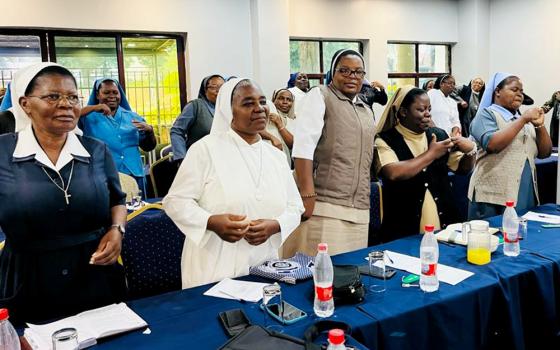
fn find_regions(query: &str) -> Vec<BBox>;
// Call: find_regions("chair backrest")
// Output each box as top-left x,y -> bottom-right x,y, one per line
160,144 -> 173,158
149,154 -> 179,198
368,181 -> 383,246
119,172 -> 140,202
121,204 -> 185,299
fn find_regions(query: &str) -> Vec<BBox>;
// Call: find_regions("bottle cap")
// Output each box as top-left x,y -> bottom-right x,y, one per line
328,328 -> 345,345
506,200 -> 515,207
318,243 -> 328,252
424,224 -> 435,232
0,309 -> 8,321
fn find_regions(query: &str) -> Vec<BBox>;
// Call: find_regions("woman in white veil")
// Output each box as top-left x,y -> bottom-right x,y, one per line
164,78 -> 304,289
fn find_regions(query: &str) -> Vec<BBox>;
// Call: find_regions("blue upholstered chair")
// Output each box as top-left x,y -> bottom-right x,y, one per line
368,181 -> 383,246
122,204 -> 185,299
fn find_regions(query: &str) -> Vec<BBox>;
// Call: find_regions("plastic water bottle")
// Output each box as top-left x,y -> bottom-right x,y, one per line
502,200 -> 520,257
327,329 -> 346,350
313,243 -> 334,318
0,309 -> 21,350
420,224 -> 439,292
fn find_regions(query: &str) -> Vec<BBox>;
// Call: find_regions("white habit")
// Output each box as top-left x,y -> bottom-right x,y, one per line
163,78 -> 304,289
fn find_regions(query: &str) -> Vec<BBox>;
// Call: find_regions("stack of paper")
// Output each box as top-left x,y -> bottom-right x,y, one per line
522,211 -> 560,224
367,250 -> 474,285
204,278 -> 269,302
24,303 -> 147,349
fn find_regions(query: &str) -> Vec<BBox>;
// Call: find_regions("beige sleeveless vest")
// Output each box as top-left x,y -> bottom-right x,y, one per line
313,85 -> 376,209
468,109 -> 539,206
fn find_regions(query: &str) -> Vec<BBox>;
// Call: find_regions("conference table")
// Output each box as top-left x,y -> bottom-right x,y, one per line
86,204 -> 560,350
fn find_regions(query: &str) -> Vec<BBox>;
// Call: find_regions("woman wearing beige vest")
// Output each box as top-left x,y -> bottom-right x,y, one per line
468,73 -> 552,219
283,49 -> 376,257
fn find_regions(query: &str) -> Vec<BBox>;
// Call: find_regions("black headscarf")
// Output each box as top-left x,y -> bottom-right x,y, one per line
325,49 -> 365,85
433,74 -> 450,90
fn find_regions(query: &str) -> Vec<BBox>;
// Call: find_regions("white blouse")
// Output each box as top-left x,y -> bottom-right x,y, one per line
428,88 -> 461,136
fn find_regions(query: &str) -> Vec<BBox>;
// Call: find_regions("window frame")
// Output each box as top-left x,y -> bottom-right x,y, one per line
0,28 -> 188,109
387,41 -> 452,87
290,38 -> 364,85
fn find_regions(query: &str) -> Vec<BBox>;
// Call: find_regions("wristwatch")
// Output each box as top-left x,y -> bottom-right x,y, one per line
111,223 -> 126,235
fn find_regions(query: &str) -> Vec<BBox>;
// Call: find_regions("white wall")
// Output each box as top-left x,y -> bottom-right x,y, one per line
250,0 -> 291,97
454,0 -> 490,84
1,0 -> 256,99
288,0 -> 459,116
489,0 -> 560,119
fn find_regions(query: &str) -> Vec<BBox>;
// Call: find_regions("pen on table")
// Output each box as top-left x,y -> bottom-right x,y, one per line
219,291 -> 247,303
384,251 -> 394,264
541,224 -> 560,228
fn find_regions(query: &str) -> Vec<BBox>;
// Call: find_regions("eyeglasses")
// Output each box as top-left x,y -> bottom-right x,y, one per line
335,68 -> 366,78
28,93 -> 81,106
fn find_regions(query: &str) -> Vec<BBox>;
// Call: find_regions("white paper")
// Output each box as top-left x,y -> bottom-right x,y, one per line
24,303 -> 147,350
367,250 -> 474,286
435,223 -> 499,246
204,278 -> 269,302
522,211 -> 560,224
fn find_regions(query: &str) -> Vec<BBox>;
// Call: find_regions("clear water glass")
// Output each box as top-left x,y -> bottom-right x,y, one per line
518,217 -> 528,240
52,327 -> 78,350
262,283 -> 283,332
368,250 -> 386,293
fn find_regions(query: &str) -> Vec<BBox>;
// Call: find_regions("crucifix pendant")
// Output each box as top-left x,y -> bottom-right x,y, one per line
64,191 -> 71,205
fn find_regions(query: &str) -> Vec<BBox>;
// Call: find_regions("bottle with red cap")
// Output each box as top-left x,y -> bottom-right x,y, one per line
420,224 -> 439,292
0,309 -> 21,350
313,243 -> 334,318
502,200 -> 520,257
326,328 -> 346,350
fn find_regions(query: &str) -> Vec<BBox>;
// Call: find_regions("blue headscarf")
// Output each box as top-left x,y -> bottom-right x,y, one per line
287,72 -> 299,88
87,78 -> 132,111
0,83 -> 11,111
324,49 -> 365,85
476,72 -> 513,119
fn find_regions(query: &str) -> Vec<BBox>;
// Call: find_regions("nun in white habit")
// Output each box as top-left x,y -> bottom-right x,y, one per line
163,78 -> 304,289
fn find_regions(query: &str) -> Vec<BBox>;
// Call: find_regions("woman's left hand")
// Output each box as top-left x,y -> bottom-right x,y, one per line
90,227 -> 122,265
244,219 -> 280,246
450,135 -> 476,154
132,120 -> 154,132
269,112 -> 282,128
530,108 -> 545,127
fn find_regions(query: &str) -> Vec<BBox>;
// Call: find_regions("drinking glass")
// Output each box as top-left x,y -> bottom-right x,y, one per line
52,328 -> 78,350
518,217 -> 528,240
368,251 -> 386,293
262,283 -> 283,332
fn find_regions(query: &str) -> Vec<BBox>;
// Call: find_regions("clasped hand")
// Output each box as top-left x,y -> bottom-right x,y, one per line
208,214 -> 280,246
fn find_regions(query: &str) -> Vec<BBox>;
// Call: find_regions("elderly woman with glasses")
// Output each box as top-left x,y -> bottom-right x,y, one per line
0,63 -> 126,324
282,49 -> 376,257
80,78 -> 156,193
427,74 -> 462,137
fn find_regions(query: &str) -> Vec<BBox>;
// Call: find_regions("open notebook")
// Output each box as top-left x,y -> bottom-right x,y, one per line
24,303 -> 147,349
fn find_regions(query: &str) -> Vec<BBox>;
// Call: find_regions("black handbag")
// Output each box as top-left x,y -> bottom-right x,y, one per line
333,265 -> 365,304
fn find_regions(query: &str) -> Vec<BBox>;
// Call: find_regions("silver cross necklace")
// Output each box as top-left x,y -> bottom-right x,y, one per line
41,160 -> 75,205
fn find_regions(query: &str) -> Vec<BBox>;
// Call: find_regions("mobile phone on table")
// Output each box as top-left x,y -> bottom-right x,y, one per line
358,264 -> 397,279
260,300 -> 307,325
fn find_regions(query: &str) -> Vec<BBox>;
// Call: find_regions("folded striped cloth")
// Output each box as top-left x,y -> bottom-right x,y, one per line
249,253 -> 315,284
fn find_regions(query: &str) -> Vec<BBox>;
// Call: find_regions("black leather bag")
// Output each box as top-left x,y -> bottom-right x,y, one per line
333,265 -> 365,304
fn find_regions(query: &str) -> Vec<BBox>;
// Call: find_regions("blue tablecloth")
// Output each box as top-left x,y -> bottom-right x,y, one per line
93,205 -> 560,350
